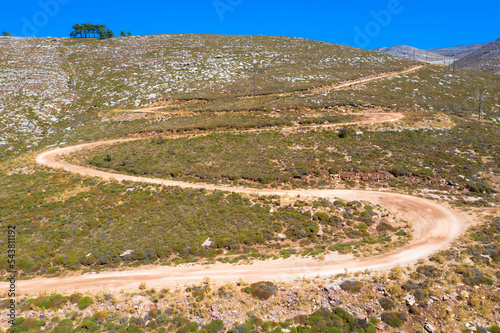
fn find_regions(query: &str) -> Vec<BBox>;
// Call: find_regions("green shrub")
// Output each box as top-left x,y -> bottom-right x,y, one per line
82,321 -> 94,329
490,326 -> 500,333
185,321 -> 198,332
77,296 -> 93,310
53,319 -> 74,333
333,200 -> 346,207
105,322 -> 115,329
126,323 -> 141,333
202,319 -> 225,333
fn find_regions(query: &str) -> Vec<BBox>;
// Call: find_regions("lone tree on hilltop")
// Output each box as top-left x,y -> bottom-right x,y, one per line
2,31 -> 11,36
121,30 -> 126,36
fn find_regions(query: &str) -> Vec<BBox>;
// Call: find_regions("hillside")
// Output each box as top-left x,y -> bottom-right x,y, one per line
374,38 -> 500,75
0,34 -> 500,333
427,42 -> 488,58
453,37 -> 500,74
0,34 -> 416,160
372,45 -> 455,65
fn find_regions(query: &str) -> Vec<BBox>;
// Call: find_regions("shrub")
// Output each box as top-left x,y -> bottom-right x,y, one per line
82,321 -> 94,329
490,326 -> 500,333
185,321 -> 199,332
338,127 -> 355,138
69,293 -> 83,304
53,319 -> 74,333
250,281 -> 277,300
126,324 -> 141,333
202,319 -> 225,333
149,308 -> 161,318
416,265 -> 440,278
94,310 -> 108,320
339,280 -> 363,293
77,296 -> 93,310
377,222 -> 394,232
378,297 -> 395,310
333,200 -> 346,207
105,322 -> 115,329
381,312 -> 405,328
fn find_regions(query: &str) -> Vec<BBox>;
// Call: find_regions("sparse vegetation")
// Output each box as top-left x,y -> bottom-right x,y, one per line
0,33 -> 499,332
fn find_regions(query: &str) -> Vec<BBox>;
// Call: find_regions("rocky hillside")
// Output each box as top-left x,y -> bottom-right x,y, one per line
0,37 -> 74,157
427,42 -> 488,58
372,45 -> 454,65
0,34 -> 415,160
453,37 -> 500,75
374,38 -> 500,74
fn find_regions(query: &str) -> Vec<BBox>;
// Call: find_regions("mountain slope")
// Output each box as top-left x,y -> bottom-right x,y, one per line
427,42 -> 488,58
0,34 -> 417,160
374,38 -> 500,74
453,38 -> 500,74
372,45 -> 455,65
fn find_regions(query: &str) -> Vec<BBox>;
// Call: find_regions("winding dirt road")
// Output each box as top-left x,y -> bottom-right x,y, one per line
119,65 -> 425,112
8,110 -> 467,295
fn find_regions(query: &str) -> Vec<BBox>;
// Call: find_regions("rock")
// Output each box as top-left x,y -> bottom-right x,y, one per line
404,294 -> 416,306
364,305 -> 375,315
201,238 -> 213,247
277,233 -> 286,239
119,249 -> 133,257
316,224 -> 324,237
424,322 -> 437,333
465,322 -> 477,331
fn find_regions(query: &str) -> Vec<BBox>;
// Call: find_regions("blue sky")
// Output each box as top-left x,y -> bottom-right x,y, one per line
1,0 -> 499,49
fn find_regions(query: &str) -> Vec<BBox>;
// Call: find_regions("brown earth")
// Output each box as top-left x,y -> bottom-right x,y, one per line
2,111 -> 468,295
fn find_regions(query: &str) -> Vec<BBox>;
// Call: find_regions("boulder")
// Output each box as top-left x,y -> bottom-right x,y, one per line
404,294 -> 416,306
424,322 -> 437,333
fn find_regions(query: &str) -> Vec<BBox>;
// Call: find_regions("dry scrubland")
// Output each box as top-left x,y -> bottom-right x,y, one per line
0,34 -> 499,332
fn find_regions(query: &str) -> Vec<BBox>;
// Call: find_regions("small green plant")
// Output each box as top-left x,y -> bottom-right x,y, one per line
77,296 -> 93,310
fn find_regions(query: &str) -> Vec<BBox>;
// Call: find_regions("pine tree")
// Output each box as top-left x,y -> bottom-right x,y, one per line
121,30 -> 126,36
106,29 -> 114,39
97,26 -> 106,39
127,31 -> 132,36
2,31 -> 12,36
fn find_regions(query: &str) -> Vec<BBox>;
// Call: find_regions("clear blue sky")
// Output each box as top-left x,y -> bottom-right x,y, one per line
2,0 -> 499,49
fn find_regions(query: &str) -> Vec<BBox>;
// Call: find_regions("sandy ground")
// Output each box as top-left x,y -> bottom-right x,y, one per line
1,110 -> 467,295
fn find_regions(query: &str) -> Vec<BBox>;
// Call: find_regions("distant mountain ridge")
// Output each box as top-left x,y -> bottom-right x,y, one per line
453,38 -> 500,75
427,43 -> 488,59
373,38 -> 500,74
372,45 -> 454,65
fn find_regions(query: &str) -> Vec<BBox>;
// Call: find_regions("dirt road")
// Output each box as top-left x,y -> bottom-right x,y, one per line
119,65 -> 425,112
10,111 -> 467,295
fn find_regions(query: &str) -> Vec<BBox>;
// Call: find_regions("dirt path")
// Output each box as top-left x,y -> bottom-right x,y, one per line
119,65 -> 425,112
9,111 -> 468,295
